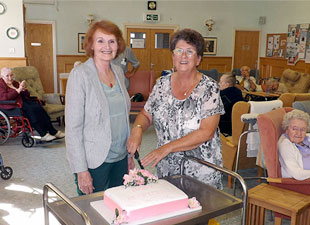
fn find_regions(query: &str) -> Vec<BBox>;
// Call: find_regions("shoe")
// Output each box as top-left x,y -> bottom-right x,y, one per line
41,133 -> 56,142
54,131 -> 65,139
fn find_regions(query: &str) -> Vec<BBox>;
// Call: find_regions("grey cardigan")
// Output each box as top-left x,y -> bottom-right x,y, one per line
65,58 -> 131,173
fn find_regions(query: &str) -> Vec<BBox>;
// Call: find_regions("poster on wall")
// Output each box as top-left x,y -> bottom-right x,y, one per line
266,33 -> 287,58
267,36 -> 273,57
287,23 -> 310,65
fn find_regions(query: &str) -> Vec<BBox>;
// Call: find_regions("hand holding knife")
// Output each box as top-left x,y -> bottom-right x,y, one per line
134,151 -> 144,169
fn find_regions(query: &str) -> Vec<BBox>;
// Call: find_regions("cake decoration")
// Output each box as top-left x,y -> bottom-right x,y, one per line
112,208 -> 129,225
188,197 -> 200,209
123,169 -> 158,187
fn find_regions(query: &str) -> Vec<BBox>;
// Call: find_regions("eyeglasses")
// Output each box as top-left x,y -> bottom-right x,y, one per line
289,126 -> 307,133
173,48 -> 196,57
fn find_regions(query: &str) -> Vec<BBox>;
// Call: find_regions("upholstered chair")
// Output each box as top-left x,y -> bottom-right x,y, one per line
280,69 -> 310,93
292,100 -> 310,114
128,71 -> 156,114
257,107 -> 310,223
279,93 -> 310,107
12,66 -> 65,124
221,101 -> 256,187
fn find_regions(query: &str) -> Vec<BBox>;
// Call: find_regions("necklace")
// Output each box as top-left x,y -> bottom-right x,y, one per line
183,73 -> 199,96
183,85 -> 192,96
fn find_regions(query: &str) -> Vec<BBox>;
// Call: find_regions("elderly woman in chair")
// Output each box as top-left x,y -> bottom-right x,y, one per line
0,67 -> 65,141
278,109 -> 310,180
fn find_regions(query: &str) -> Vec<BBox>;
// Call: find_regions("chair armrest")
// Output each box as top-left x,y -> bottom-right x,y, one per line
43,93 -> 62,104
220,133 -> 235,147
268,177 -> 310,184
0,100 -> 17,104
0,100 -> 21,108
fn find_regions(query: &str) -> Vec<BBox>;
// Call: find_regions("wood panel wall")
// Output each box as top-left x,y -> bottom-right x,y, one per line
198,56 -> 232,73
0,57 -> 27,70
260,57 -> 310,79
56,55 -> 88,90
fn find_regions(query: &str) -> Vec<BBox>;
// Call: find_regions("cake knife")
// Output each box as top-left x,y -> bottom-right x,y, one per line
134,151 -> 144,169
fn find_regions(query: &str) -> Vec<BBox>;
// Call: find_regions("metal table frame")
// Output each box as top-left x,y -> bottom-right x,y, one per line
43,156 -> 247,225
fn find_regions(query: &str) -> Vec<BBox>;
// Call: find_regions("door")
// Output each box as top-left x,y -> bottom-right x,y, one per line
233,30 -> 260,70
127,28 -> 174,78
25,23 -> 54,93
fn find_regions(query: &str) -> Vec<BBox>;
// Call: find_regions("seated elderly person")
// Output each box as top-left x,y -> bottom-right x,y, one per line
235,65 -> 257,91
278,109 -> 310,180
265,77 -> 288,94
0,67 -> 65,142
218,73 -> 243,136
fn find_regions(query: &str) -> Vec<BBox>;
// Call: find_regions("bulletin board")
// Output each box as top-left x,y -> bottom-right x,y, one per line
287,23 -> 310,65
266,33 -> 287,58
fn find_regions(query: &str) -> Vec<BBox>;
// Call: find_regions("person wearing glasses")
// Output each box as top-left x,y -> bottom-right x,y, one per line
278,109 -> 310,180
127,28 -> 224,189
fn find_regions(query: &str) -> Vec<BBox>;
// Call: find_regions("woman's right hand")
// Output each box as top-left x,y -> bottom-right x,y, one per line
127,126 -> 143,156
77,171 -> 94,194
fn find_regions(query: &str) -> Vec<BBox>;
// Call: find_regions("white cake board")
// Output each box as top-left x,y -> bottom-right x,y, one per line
90,200 -> 202,225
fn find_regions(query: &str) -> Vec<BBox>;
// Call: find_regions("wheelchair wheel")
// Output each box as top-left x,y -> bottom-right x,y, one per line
22,135 -> 34,148
0,166 -> 13,180
0,111 -> 10,145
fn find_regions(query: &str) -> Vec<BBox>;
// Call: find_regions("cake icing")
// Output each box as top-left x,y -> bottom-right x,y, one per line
104,179 -> 189,222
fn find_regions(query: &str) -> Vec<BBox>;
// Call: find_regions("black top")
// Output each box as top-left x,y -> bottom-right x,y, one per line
219,86 -> 243,136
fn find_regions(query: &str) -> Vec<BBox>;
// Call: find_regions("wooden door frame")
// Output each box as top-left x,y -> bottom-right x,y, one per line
123,23 -> 179,42
232,28 -> 261,70
25,20 -> 58,93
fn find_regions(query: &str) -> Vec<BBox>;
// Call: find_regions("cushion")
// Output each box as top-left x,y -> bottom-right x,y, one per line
198,69 -> 219,81
292,100 -> 310,115
12,66 -> 45,100
281,69 -> 310,93
282,69 -> 301,82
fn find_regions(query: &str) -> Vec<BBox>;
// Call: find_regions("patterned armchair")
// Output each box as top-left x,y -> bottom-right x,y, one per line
12,66 -> 65,124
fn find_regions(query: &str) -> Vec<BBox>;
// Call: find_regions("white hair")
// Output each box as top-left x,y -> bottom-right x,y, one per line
1,67 -> 12,77
282,109 -> 310,131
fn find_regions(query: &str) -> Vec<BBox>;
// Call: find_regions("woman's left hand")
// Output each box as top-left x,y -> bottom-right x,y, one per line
141,146 -> 170,167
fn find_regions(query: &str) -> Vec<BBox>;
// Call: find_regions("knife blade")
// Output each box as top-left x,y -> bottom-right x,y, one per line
134,151 -> 144,169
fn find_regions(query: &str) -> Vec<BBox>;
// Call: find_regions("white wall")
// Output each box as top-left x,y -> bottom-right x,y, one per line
0,0 -> 24,57
5,1 -> 310,58
24,1 -> 264,56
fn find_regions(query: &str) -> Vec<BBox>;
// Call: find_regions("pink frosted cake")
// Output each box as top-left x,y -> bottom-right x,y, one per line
104,179 -> 189,222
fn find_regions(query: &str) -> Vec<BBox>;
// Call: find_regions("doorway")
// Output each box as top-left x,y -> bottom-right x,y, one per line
126,25 -> 178,78
233,30 -> 260,71
25,21 -> 57,93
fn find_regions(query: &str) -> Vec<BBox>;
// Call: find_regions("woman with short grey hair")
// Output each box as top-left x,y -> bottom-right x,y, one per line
278,109 -> 310,180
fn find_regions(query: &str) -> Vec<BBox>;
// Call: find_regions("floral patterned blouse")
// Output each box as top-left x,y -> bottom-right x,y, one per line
144,73 -> 224,189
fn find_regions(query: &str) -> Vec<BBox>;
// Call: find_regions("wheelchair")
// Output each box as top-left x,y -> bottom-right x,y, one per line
0,100 -> 35,148
0,153 -> 13,180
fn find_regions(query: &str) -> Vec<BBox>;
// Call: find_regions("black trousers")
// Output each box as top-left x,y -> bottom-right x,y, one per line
22,99 -> 57,137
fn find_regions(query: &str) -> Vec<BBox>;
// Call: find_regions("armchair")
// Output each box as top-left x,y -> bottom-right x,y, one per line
128,71 -> 156,114
257,107 -> 310,194
278,93 -> 310,107
221,101 -> 256,187
12,66 -> 65,125
257,107 -> 310,223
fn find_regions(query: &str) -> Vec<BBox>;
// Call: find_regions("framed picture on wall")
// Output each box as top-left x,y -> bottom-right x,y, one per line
78,33 -> 86,53
203,37 -> 217,55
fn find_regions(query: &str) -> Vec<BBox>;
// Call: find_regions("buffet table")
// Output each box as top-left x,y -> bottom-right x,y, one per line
43,157 -> 247,225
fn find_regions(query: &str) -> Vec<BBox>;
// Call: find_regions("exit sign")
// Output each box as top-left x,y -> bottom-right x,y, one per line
143,13 -> 160,22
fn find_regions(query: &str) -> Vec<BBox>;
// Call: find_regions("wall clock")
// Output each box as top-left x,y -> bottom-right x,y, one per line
6,27 -> 19,39
148,1 -> 156,10
0,2 -> 6,15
